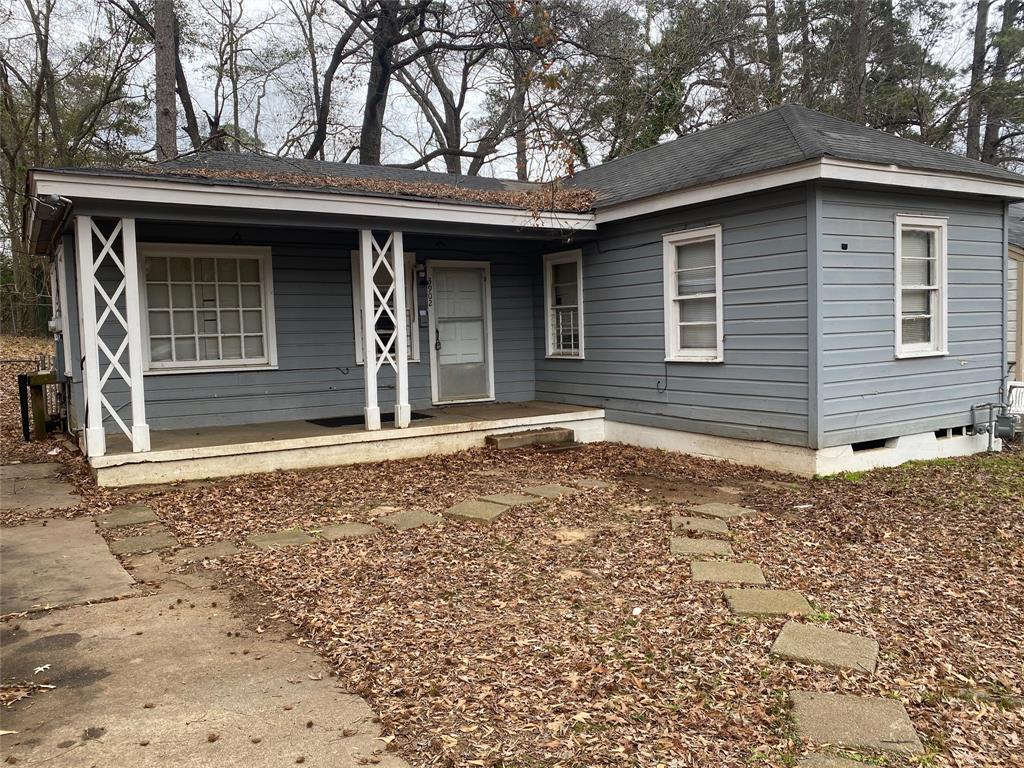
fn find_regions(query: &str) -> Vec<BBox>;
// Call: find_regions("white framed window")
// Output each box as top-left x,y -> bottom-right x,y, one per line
894,215 -> 948,358
139,244 -> 277,373
663,225 -> 723,362
351,250 -> 419,364
543,249 -> 584,358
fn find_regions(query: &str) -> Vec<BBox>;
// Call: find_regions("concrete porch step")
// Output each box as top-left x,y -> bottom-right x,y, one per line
485,427 -> 575,450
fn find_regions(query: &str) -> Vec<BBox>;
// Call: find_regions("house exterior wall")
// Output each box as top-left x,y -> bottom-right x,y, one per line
535,185 -> 812,447
83,223 -> 536,432
818,186 -> 1007,446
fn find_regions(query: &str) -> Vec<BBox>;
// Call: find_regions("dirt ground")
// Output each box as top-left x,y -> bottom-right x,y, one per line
2,334 -> 1022,767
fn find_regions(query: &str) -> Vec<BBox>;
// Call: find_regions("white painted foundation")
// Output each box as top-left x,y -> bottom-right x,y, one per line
92,411 -> 606,487
603,421 -> 997,477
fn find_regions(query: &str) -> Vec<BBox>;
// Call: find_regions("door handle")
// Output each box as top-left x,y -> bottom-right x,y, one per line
434,328 -> 442,351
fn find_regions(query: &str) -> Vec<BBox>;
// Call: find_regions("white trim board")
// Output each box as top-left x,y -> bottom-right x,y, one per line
30,171 -> 597,232
594,157 -> 1024,224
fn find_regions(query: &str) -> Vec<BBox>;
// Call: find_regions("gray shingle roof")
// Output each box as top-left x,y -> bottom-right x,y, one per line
159,151 -> 542,194
1011,204 -> 1024,248
567,104 -> 1024,207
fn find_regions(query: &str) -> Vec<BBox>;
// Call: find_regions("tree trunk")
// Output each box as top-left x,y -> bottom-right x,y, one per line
798,0 -> 812,106
359,1 -> 400,165
981,0 -> 1021,163
513,62 -> 528,180
154,0 -> 177,160
966,0 -> 990,159
764,0 -> 783,106
845,0 -> 869,123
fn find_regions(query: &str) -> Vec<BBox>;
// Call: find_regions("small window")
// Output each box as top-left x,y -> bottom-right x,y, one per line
663,225 -> 723,362
895,215 -> 947,358
140,245 -> 275,371
351,250 -> 419,364
543,250 -> 584,358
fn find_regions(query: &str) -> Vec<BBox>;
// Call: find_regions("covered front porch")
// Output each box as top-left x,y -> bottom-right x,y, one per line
39,170 -> 596,485
91,401 -> 605,487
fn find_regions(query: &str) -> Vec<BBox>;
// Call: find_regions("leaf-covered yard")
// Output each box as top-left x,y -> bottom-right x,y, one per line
2,338 -> 1021,767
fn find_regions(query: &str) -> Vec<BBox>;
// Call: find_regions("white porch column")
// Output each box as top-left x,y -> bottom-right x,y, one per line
74,216 -> 106,457
392,231 -> 410,428
359,229 -> 410,431
73,216 -> 150,456
359,229 -> 381,431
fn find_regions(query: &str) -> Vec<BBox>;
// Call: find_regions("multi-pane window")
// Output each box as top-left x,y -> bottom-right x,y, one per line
895,215 -> 947,357
351,250 -> 419,364
141,246 -> 275,370
544,250 -> 584,358
663,226 -> 723,362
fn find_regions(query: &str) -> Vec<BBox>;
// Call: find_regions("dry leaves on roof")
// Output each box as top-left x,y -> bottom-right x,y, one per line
130,165 -> 596,214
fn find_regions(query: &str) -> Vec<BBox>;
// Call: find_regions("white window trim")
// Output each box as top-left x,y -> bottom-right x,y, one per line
138,243 -> 278,374
351,249 -> 420,365
543,249 -> 585,359
663,225 -> 724,363
894,214 -> 948,359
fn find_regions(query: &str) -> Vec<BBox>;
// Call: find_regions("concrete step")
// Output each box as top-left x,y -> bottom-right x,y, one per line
485,427 -> 575,450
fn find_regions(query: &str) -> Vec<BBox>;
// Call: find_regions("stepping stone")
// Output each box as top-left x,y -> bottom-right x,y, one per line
771,621 -> 879,674
377,510 -> 441,531
715,485 -> 744,496
687,502 -> 756,520
481,493 -> 543,506
574,478 -> 614,489
724,588 -> 812,616
246,529 -> 313,550
0,463 -> 63,480
672,515 -> 729,535
691,561 -> 766,585
522,484 -> 577,499
109,530 -> 177,555
798,754 -> 868,768
97,503 -> 158,529
789,691 -> 924,755
174,541 -> 240,563
319,522 -> 378,540
670,536 -> 733,558
443,499 -> 508,525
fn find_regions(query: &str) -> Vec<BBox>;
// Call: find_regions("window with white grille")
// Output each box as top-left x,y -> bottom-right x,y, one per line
543,250 -> 584,358
895,215 -> 947,358
140,245 -> 276,371
663,226 -> 723,362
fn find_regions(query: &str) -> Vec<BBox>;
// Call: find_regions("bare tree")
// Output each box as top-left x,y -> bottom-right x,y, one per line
154,0 -> 177,160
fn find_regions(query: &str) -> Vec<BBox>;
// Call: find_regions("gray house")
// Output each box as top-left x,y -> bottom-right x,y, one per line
25,106 -> 1024,486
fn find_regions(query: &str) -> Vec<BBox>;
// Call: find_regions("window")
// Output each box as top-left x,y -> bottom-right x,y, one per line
895,215 -> 947,358
543,250 -> 584,358
351,250 -> 419,364
140,245 -> 276,372
663,225 -> 723,362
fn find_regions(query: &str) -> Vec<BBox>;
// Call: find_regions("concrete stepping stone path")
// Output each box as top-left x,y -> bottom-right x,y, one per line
378,510 -> 441,531
97,503 -> 158,529
573,478 -> 614,489
246,529 -> 314,550
691,561 -> 766,585
522,484 -> 578,499
789,691 -> 924,755
1,463 -> 79,512
798,757 -> 866,768
319,522 -> 378,540
174,541 -> 240,563
671,515 -> 729,535
443,499 -> 509,525
771,621 -> 879,674
724,588 -> 812,616
670,536 -> 733,558
110,529 -> 178,555
687,502 -> 756,520
481,493 -> 542,506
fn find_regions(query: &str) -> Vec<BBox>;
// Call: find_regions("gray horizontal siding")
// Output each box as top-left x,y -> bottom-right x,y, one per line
819,187 -> 1006,446
535,186 -> 811,446
91,223 -> 535,432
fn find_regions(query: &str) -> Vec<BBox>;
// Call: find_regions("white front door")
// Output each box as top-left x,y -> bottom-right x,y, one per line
428,262 -> 494,404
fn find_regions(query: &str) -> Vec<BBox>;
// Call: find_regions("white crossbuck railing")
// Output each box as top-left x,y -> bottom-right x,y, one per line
74,216 -> 149,456
360,230 -> 410,430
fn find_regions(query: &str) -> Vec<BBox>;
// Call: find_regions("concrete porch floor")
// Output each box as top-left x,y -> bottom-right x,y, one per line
92,401 -> 606,487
